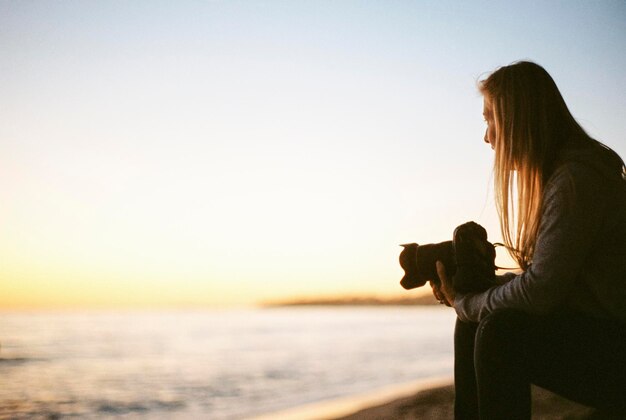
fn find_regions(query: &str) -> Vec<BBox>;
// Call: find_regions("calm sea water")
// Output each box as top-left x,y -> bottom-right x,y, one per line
0,307 -> 456,419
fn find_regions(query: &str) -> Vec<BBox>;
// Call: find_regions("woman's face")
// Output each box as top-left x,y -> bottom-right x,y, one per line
483,97 -> 496,150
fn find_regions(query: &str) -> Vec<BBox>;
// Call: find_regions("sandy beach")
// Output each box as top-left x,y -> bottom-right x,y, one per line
251,377 -> 603,420
335,383 -> 602,420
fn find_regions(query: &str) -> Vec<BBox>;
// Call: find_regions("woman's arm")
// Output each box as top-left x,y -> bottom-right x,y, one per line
454,162 -> 609,322
494,271 -> 517,285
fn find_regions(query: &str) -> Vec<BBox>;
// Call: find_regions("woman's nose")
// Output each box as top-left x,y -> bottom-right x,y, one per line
484,129 -> 490,144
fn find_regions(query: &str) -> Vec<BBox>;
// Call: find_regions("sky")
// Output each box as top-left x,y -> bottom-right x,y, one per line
1,0 -> 625,308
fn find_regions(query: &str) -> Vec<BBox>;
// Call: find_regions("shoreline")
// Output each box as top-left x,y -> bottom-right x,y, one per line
247,376 -> 453,420
249,376 -> 599,420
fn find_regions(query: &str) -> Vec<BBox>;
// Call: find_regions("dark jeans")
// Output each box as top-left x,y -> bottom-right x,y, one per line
454,309 -> 626,420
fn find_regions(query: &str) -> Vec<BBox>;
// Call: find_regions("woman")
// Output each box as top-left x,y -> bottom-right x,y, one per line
433,61 -> 626,419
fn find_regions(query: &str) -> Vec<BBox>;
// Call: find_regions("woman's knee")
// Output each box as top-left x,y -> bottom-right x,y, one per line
454,317 -> 478,360
474,310 -> 532,361
455,317 -> 478,341
476,309 -> 529,341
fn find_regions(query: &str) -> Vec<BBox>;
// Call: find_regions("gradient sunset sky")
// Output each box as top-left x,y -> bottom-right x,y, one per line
1,1 -> 625,308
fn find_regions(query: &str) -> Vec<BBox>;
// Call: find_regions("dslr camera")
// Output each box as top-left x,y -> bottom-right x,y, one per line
398,221 -> 496,294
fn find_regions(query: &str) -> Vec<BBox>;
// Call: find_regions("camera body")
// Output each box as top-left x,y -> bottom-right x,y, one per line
399,221 -> 496,294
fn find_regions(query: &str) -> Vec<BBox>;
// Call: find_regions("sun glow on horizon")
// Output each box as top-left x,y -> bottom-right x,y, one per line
1,1 -> 624,308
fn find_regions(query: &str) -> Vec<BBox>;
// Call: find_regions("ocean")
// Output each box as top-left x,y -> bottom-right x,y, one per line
0,307 -> 457,419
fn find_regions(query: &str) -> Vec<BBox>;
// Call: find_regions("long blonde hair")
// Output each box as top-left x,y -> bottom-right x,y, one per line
479,61 -> 612,269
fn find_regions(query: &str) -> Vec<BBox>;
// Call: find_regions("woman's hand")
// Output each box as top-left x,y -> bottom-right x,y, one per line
432,261 -> 455,306
430,281 -> 451,306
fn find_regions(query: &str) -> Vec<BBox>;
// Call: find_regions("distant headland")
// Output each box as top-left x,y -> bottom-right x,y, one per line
260,294 -> 439,307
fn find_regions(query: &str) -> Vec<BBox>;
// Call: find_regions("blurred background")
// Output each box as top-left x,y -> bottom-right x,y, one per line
1,1 -> 625,418
2,0 -> 624,308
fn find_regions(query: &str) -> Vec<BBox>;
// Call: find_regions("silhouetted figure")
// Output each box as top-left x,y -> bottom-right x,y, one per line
431,61 -> 626,419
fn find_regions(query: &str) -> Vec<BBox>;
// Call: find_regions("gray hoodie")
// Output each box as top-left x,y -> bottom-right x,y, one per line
454,142 -> 626,323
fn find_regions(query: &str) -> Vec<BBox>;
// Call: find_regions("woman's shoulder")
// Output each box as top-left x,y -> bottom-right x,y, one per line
551,141 -> 624,186
544,143 -> 625,211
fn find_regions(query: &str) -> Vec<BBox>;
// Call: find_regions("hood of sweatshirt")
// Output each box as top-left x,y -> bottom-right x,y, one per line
557,140 -> 625,183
